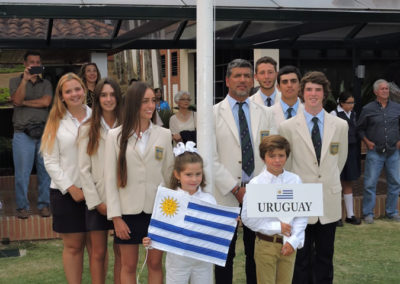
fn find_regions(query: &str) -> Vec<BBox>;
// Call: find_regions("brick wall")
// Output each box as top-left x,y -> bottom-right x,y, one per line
340,195 -> 400,220
0,215 -> 59,241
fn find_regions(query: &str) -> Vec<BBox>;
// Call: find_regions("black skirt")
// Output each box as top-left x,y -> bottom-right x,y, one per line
50,188 -> 86,233
114,212 -> 151,245
86,207 -> 113,231
341,143 -> 361,181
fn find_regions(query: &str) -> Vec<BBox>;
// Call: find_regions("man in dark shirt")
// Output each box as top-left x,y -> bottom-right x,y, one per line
357,79 -> 400,224
10,51 -> 53,219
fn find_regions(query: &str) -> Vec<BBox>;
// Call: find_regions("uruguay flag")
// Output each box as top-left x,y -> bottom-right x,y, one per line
147,186 -> 240,267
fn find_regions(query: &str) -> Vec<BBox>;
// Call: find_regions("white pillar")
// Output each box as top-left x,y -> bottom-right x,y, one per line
90,52 -> 108,77
179,49 -> 196,104
167,49 -> 172,102
196,0 -> 215,193
151,49 -> 160,88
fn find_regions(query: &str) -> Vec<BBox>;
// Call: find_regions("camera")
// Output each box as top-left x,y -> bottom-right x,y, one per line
29,66 -> 45,75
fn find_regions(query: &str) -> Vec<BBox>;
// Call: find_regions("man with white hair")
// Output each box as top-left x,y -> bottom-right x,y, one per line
357,79 -> 400,224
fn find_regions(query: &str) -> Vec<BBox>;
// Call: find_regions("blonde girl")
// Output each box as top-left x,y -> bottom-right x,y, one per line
41,72 -> 92,284
105,82 -> 174,284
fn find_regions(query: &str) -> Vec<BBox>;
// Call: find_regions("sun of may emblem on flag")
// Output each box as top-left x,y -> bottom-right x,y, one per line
160,196 -> 179,217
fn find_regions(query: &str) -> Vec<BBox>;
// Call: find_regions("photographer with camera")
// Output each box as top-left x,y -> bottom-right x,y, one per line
9,50 -> 53,219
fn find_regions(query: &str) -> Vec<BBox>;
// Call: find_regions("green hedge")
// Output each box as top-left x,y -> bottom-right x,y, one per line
0,65 -> 24,74
0,88 -> 10,103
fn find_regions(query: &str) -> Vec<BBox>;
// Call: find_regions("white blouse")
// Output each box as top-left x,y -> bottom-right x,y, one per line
169,111 -> 196,135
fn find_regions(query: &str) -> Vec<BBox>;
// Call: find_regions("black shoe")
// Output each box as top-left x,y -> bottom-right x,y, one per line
337,219 -> 343,227
345,216 -> 361,225
16,209 -> 29,219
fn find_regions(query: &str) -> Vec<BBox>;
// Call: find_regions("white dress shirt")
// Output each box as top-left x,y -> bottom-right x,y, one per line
330,105 -> 352,119
133,122 -> 153,155
241,168 -> 308,250
177,187 -> 216,205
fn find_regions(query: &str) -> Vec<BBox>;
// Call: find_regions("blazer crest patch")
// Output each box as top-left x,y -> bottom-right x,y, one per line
330,142 -> 339,155
260,130 -> 270,141
155,146 -> 164,160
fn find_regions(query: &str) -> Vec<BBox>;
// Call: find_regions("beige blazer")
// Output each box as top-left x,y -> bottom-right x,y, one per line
249,89 -> 281,107
43,112 -> 90,194
104,124 -> 174,219
213,97 -> 277,206
271,99 -> 304,126
278,110 -> 348,224
78,123 -> 109,210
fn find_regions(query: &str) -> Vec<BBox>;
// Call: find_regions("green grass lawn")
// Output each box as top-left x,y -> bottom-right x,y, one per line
0,219 -> 399,283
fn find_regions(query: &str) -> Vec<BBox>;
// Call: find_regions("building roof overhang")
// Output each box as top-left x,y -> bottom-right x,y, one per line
0,1 -> 400,52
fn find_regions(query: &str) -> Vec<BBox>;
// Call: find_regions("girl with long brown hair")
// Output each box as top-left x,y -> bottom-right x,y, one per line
78,77 -> 123,283
105,82 -> 174,284
41,73 -> 92,284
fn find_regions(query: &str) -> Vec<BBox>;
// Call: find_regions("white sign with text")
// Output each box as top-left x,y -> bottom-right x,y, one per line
246,183 -> 323,223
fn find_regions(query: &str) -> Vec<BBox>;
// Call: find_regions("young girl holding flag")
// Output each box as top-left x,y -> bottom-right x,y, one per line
143,141 -> 216,284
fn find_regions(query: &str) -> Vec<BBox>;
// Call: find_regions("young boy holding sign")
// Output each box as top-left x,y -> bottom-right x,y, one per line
241,135 -> 308,284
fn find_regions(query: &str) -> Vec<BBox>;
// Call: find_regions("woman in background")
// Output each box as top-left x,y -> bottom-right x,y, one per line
154,87 -> 170,112
169,91 -> 196,144
79,62 -> 101,107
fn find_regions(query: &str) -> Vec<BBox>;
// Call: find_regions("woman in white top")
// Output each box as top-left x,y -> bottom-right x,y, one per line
169,90 -> 196,144
105,82 -> 174,284
41,73 -> 92,284
78,78 -> 123,284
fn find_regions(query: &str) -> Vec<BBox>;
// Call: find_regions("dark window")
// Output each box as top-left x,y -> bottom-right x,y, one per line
161,55 -> 166,77
171,52 -> 178,76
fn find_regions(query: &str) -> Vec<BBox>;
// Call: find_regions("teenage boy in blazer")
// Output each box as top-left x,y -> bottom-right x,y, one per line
279,71 -> 348,284
250,56 -> 281,107
213,59 -> 276,284
271,65 -> 304,126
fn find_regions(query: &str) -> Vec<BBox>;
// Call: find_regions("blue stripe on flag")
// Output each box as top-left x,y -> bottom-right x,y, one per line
184,215 -> 236,233
149,219 -> 231,246
147,233 -> 227,260
187,202 -> 238,218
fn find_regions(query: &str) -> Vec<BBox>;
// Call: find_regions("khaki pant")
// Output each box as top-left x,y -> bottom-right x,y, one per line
254,236 -> 296,284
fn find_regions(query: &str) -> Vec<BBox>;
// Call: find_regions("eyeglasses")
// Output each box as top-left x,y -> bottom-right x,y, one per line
179,98 -> 191,102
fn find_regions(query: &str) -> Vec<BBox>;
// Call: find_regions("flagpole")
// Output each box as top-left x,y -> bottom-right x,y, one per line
196,0 -> 215,194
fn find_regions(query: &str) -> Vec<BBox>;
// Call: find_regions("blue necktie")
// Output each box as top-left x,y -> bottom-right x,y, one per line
312,117 -> 322,164
237,102 -> 254,176
287,107 -> 293,119
266,97 -> 272,107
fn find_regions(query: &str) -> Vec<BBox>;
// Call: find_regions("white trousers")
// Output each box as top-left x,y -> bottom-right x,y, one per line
166,252 -> 213,284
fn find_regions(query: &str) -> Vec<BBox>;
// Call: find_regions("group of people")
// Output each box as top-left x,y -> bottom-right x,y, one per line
9,50 -> 400,284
